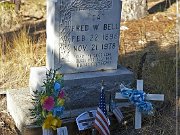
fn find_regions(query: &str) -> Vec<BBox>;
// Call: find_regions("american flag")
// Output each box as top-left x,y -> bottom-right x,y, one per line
94,86 -> 110,135
113,106 -> 124,123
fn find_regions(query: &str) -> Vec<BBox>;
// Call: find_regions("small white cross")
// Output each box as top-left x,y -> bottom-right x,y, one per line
115,80 -> 164,129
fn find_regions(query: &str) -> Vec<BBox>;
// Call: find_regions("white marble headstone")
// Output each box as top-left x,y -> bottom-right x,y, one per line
47,0 -> 122,73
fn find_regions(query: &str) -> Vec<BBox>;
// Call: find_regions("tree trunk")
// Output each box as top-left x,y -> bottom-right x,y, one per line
121,0 -> 148,21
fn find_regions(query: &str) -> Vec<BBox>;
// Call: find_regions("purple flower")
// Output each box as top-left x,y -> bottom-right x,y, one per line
58,90 -> 65,99
43,96 -> 55,111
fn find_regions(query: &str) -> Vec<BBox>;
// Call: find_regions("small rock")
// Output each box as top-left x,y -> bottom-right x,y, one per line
120,26 -> 129,31
0,121 -> 5,127
0,110 -> 8,115
138,39 -> 147,45
150,60 -> 159,68
34,11 -> 43,19
152,16 -> 159,22
146,32 -> 151,37
167,16 -> 173,20
23,17 -> 31,21
22,11 -> 30,17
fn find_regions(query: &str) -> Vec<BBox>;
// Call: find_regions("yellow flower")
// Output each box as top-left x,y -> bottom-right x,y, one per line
58,99 -> 65,106
51,118 -> 62,130
56,74 -> 62,80
42,114 -> 53,129
41,96 -> 48,105
42,114 -> 62,130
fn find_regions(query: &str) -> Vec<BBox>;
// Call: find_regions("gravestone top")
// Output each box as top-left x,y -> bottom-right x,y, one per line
47,0 -> 122,73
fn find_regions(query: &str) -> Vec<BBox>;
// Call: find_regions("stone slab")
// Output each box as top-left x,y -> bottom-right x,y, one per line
46,0 -> 122,73
6,88 -> 96,134
6,89 -> 34,133
7,88 -> 131,135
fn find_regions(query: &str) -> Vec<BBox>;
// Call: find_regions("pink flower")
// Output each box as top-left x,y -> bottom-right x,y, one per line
58,90 -> 65,99
43,96 -> 55,111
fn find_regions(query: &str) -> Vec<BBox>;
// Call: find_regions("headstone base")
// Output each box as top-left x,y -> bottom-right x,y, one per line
29,66 -> 133,92
6,88 -> 98,135
6,88 -> 130,135
6,89 -> 41,135
29,66 -> 133,109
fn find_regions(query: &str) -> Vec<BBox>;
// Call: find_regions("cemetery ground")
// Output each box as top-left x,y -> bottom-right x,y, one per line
0,0 -> 179,135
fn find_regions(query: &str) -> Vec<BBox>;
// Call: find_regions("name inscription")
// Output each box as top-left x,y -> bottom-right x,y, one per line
55,0 -> 121,73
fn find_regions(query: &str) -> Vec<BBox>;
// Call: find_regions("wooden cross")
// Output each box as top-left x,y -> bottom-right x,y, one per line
115,80 -> 164,129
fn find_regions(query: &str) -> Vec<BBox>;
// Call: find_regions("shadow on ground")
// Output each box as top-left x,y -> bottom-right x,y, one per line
148,0 -> 176,14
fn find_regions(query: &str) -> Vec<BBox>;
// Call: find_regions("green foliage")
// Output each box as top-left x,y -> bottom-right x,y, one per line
29,69 -> 64,126
0,2 -> 15,11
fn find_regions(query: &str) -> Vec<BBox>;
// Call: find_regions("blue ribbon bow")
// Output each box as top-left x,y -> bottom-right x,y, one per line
120,84 -> 153,115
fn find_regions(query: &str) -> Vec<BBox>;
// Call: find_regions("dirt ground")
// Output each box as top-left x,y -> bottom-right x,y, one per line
0,0 -> 179,135
0,94 -> 20,135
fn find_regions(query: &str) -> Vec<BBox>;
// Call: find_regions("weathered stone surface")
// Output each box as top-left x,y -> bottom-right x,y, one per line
29,66 -> 133,96
6,89 -> 34,132
46,0 -> 122,73
29,66 -> 46,94
121,0 -> 148,21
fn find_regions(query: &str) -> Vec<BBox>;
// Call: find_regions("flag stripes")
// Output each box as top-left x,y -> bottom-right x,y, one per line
94,108 -> 110,135
113,107 -> 124,123
94,85 -> 110,135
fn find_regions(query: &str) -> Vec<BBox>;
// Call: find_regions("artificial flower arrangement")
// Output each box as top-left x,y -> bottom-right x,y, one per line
30,69 -> 65,131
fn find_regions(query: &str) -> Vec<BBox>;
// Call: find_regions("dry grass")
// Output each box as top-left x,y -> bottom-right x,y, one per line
0,29 -> 46,89
116,49 -> 176,135
0,1 -> 24,33
116,3 -> 177,133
